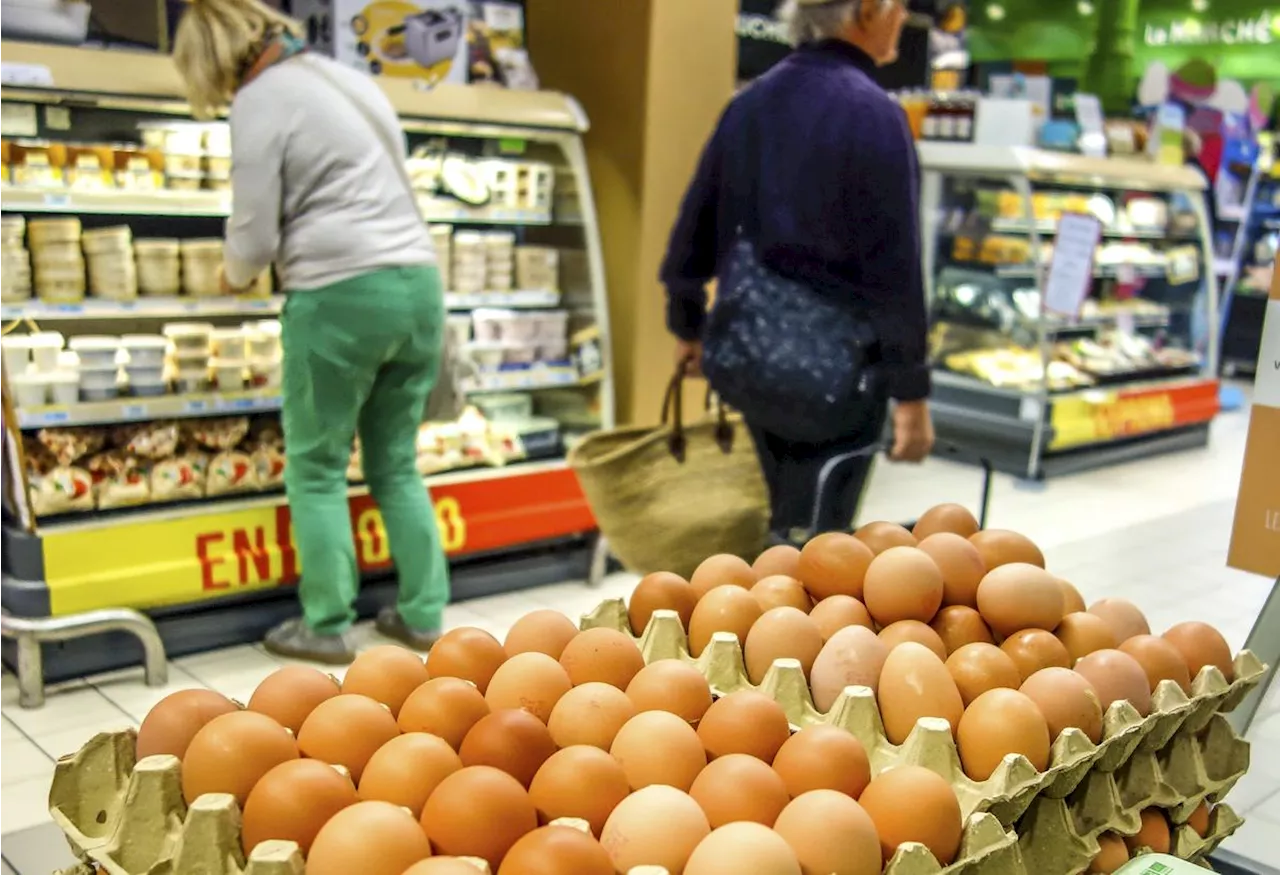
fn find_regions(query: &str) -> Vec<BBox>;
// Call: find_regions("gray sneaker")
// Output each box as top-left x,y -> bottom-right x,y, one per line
375,607 -> 443,652
263,618 -> 357,666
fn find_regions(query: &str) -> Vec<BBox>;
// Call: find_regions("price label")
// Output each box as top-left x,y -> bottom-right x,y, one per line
1043,213 -> 1103,319
122,404 -> 147,419
42,193 -> 70,209
39,410 -> 70,425
184,400 -> 209,414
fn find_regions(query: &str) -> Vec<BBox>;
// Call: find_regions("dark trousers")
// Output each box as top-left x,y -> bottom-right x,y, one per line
747,406 -> 886,545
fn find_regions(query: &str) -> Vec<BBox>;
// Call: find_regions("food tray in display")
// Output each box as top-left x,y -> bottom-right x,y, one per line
1,296 -> 284,322
461,366 -> 579,393
15,390 -> 282,429
444,289 -> 561,310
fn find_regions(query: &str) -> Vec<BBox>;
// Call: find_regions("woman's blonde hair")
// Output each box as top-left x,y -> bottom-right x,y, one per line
173,0 -> 301,118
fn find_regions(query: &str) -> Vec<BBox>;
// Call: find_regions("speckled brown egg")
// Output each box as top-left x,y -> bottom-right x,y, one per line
968,529 -> 1045,569
752,575 -> 813,613
688,585 -> 763,657
1059,579 -> 1087,614
772,725 -> 870,799
358,732 -> 461,817
559,628 -> 644,690
912,504 -> 981,541
182,710 -> 299,805
1001,629 -> 1072,682
428,627 -> 508,694
690,753 -> 790,827
810,626 -> 890,712
1020,667 -> 1103,743
628,572 -> 698,635
421,765 -> 538,868
976,563 -> 1066,637
343,645 -> 430,717
917,533 -> 987,609
698,690 -> 791,763
498,824 -> 614,875
504,609 -> 579,660
1163,621 -> 1235,683
773,790 -> 881,875
685,821 -> 802,875
546,681 -> 636,749
863,547 -> 944,626
459,708 -> 557,788
1120,635 -> 1192,693
878,620 -> 947,660
625,660 -> 713,724
484,652 -> 572,724
307,801 -> 431,875
931,606 -> 995,655
1124,808 -> 1171,854
690,554 -> 757,600
248,666 -> 340,736
859,766 -> 962,865
797,532 -> 875,601
297,694 -> 399,783
1075,649 -> 1152,717
877,643 -> 965,744
1055,613 -> 1120,661
946,643 -> 1021,706
241,758 -> 358,856
600,785 -> 710,874
855,521 -> 917,555
745,607 -> 824,684
528,745 -> 630,836
1090,832 -> 1130,873
398,676 -> 490,750
611,710 -> 707,790
137,689 -> 240,761
1087,598 -> 1151,642
809,595 -> 875,639
754,544 -> 802,579
956,688 -> 1050,780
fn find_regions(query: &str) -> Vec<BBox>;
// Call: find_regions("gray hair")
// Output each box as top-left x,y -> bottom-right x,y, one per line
777,0 -> 888,47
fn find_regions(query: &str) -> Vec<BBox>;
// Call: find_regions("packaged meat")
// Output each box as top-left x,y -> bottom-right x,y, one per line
37,427 -> 106,466
30,466 -> 95,515
185,416 -> 250,451
112,421 -> 180,460
151,455 -> 205,502
206,450 -> 259,495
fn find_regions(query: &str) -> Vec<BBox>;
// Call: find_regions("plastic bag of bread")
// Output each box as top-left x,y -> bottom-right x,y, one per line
207,450 -> 259,495
151,452 -> 205,502
112,421 -> 179,460
30,466 -> 95,515
37,427 -> 106,466
253,443 -> 285,489
247,418 -> 283,448
185,416 -> 250,452
86,450 -> 151,509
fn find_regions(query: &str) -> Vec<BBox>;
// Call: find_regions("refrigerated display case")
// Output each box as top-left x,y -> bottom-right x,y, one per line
918,143 -> 1221,480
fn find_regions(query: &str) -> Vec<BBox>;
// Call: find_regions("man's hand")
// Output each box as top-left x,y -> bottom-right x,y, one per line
889,399 -> 934,462
675,340 -> 703,377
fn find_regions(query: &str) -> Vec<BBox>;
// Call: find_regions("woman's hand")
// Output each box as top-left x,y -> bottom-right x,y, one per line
675,340 -> 703,377
218,264 -> 252,296
889,399 -> 934,463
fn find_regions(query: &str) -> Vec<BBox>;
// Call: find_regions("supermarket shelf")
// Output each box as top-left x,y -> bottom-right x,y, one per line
975,263 -> 1169,280
419,200 -> 552,225
931,369 -> 1214,400
990,218 -> 1184,240
15,389 -> 280,429
0,186 -> 231,216
2,295 -> 283,321
463,368 -> 583,393
444,289 -> 561,310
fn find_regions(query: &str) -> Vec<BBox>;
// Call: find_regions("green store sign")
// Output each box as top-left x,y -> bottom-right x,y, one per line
1143,10 -> 1279,46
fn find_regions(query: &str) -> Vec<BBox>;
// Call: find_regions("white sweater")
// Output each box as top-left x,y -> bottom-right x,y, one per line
223,54 -> 435,291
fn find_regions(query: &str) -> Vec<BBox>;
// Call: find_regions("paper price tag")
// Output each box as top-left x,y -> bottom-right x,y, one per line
1115,311 -> 1137,337
1043,213 -> 1103,319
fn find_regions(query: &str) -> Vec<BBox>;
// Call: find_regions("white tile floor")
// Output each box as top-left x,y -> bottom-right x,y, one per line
2,396 -> 1278,872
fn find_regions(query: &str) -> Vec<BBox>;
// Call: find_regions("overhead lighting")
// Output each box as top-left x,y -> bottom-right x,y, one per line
986,3 -> 1006,21
1191,0 -> 1209,10
1077,0 -> 1094,13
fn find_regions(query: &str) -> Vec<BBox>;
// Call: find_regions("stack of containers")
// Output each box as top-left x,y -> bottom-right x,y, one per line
121,334 -> 168,396
244,320 -> 282,388
534,310 -> 571,362
452,231 -> 486,299
154,124 -> 206,192
134,239 -> 181,297
203,124 -> 232,192
3,331 -> 76,407
1,216 -> 31,302
478,158 -> 519,209
429,224 -> 452,290
164,322 -> 213,392
484,232 -> 516,291
515,245 -> 559,291
180,239 -> 223,297
519,162 -> 555,212
69,336 -> 121,400
209,328 -> 246,391
82,226 -> 138,301
28,218 -> 86,304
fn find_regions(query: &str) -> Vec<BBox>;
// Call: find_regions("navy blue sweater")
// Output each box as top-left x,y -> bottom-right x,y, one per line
660,39 -> 930,402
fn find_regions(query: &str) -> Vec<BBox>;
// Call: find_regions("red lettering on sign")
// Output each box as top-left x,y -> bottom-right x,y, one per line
196,532 -> 229,590
233,526 -> 272,584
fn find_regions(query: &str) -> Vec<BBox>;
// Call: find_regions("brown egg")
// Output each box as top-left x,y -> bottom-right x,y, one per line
863,547 -> 945,626
559,628 -> 645,690
690,554 -> 757,600
877,643 -> 965,744
182,710 -> 299,805
1020,667 -> 1104,743
773,789 -> 881,875
1075,649 -> 1152,717
242,758 -> 358,856
626,659 -> 713,724
810,626 -> 890,712
745,607 -> 825,684
600,785 -> 710,874
498,824 -> 614,875
752,576 -> 814,613
1001,629 -> 1072,682
484,652 -> 572,724
1124,808 -> 1171,854
797,532 -> 875,601
1090,833 -> 1130,873
685,821 -> 802,875
977,563 -> 1065,638
690,753 -> 790,827
628,572 -> 698,635
809,595 -> 875,639
1187,801 -> 1210,837
946,643 -> 1021,706
1056,613 -> 1120,661
754,544 -> 802,579
343,646 -> 430,717
957,688 -> 1050,780
247,666 -> 340,735
459,708 -> 557,788
931,606 -> 995,655
403,861 -> 482,875
698,690 -> 791,763
1119,635 -> 1193,693
855,521 -> 918,554
136,689 -> 240,761
398,677 -> 490,750
859,766 -> 962,865
878,620 -> 947,660
307,801 -> 431,875
1163,621 -> 1235,683
505,609 -> 579,660
1059,579 -> 1087,614
611,710 -> 707,791
772,725 -> 871,799
913,504 -> 981,540
529,746 -> 629,836
428,627 -> 507,694
688,585 -> 763,657
918,533 -> 987,608
297,694 -> 399,783
969,529 -> 1045,569
421,765 -> 538,867
359,732 -> 462,817
1087,598 -> 1151,643
547,682 -> 636,749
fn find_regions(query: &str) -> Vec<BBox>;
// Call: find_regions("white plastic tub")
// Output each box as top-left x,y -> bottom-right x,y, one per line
175,369 -> 208,394
48,371 -> 79,405
125,364 -> 165,386
121,335 -> 168,368
68,336 -> 121,368
210,329 -> 247,359
163,322 -> 214,351
78,363 -> 119,392
211,358 -> 245,391
10,371 -> 50,407
27,331 -> 64,371
446,315 -> 473,347
464,342 -> 507,371
250,356 -> 282,389
2,337 -> 31,375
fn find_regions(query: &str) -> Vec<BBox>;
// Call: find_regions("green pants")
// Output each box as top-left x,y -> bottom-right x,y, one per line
281,265 -> 450,635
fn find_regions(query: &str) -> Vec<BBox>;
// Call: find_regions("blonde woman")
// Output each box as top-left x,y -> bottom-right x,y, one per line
174,0 -> 450,664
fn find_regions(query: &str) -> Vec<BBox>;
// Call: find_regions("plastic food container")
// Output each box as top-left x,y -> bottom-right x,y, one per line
166,173 -> 204,192
27,332 -> 65,371
250,356 -> 282,389
164,322 -> 214,351
175,370 -> 208,394
534,310 -> 570,341
164,153 -> 203,175
81,225 -> 132,255
78,363 -> 119,393
126,365 -> 166,391
204,155 -> 231,176
464,342 -> 507,371
504,345 -> 538,365
135,239 -> 182,297
2,337 -> 32,375
27,218 -> 81,247
210,329 -> 247,358
32,242 -> 84,265
48,371 -> 80,405
121,335 -> 168,368
446,315 -> 472,347
211,359 -> 245,391
130,379 -> 168,397
539,339 -> 570,362
68,336 -> 121,368
474,392 -> 534,422
10,371 -> 50,407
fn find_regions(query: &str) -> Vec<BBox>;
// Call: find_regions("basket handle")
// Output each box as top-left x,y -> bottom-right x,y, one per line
661,366 -> 734,463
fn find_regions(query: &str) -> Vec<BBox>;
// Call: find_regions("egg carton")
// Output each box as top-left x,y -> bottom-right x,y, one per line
581,599 -> 1265,831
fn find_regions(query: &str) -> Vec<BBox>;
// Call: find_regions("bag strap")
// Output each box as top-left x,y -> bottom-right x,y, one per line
660,367 -> 734,463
